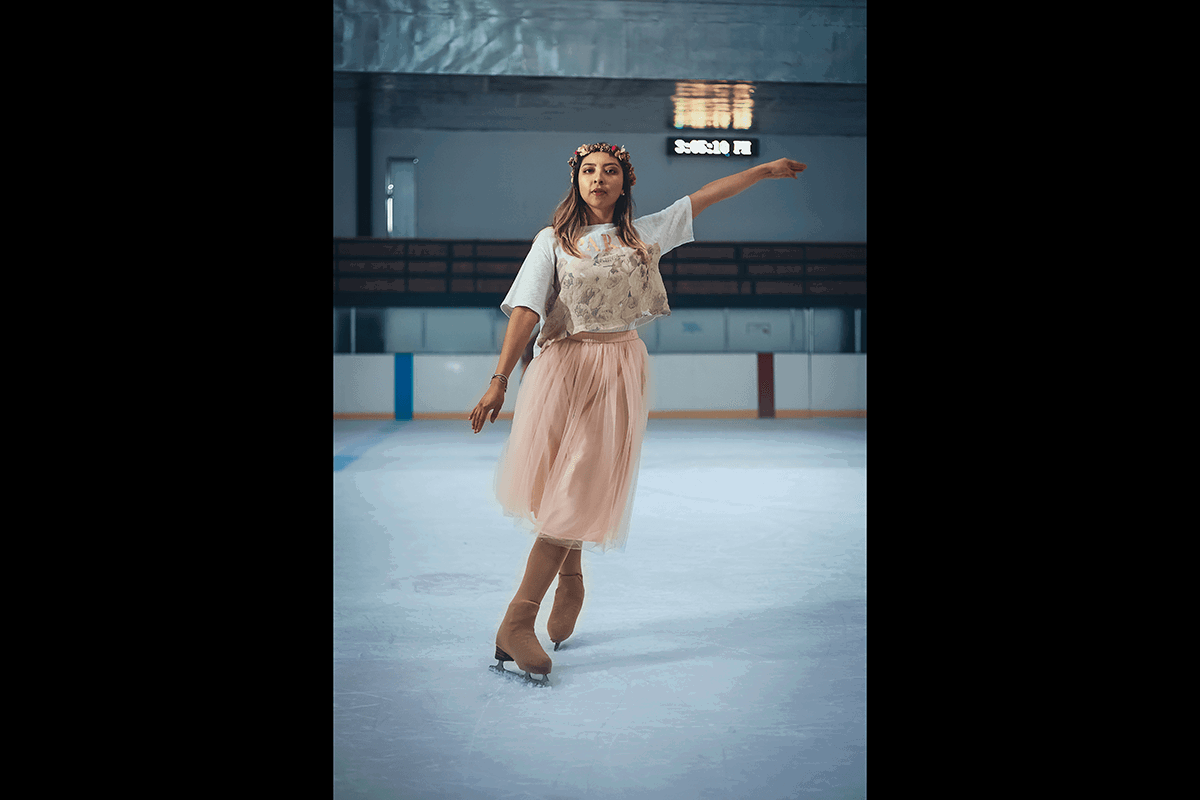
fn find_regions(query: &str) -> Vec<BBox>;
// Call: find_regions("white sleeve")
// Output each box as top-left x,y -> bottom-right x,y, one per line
634,196 -> 695,255
500,228 -> 557,324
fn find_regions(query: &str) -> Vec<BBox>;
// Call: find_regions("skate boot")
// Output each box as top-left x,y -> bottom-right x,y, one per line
493,599 -> 552,684
547,573 -> 584,651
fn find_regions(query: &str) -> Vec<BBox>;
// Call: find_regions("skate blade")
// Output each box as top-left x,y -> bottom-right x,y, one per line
489,663 -> 550,687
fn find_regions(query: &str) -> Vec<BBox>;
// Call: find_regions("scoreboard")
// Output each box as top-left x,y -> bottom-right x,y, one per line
668,137 -> 759,157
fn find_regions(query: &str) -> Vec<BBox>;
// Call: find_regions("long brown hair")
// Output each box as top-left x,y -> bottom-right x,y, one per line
550,143 -> 650,264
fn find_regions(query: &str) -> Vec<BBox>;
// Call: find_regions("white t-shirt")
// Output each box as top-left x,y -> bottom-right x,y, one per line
502,196 -> 694,355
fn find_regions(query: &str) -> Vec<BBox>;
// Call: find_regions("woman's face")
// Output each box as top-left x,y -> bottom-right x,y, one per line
578,153 -> 624,218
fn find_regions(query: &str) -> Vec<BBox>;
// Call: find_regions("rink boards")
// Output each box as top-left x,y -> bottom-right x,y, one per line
333,353 -> 865,420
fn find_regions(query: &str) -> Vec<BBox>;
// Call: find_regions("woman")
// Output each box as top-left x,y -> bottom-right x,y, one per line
470,142 -> 807,684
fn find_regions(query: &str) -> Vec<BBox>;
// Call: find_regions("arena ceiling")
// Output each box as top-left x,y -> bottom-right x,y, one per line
333,73 -> 865,136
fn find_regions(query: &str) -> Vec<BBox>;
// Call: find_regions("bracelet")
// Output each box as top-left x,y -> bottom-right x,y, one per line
491,373 -> 508,389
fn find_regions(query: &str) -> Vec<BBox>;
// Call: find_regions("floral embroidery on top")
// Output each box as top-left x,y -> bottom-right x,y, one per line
537,241 -> 670,350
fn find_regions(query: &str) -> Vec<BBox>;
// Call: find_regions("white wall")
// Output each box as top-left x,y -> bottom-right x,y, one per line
413,355 -> 523,415
646,354 -> 758,411
333,127 -> 357,238
811,354 -> 866,411
334,352 -> 865,416
333,355 -> 395,414
774,353 -> 811,411
332,128 -> 865,243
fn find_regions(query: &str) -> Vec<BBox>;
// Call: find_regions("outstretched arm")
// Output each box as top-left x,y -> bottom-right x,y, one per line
688,158 -> 807,219
470,306 -> 539,433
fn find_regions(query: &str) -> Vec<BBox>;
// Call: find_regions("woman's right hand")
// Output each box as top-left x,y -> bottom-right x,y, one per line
470,381 -> 507,434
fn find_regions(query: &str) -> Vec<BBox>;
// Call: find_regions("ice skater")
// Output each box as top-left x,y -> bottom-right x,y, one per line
470,142 -> 807,684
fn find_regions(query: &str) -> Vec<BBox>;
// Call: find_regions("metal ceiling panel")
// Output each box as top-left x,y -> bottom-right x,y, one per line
335,0 -> 866,84
334,73 -> 865,135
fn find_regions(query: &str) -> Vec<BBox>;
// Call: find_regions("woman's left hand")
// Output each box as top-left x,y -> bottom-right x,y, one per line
761,158 -> 807,179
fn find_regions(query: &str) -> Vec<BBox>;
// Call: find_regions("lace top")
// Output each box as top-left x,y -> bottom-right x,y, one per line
501,196 -> 694,354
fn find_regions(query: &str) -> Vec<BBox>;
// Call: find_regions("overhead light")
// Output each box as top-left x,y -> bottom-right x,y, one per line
672,81 -> 755,130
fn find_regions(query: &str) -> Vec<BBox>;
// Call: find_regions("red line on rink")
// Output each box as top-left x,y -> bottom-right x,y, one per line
757,353 -> 775,419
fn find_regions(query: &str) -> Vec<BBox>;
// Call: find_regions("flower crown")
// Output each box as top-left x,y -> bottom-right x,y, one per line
568,143 -> 636,186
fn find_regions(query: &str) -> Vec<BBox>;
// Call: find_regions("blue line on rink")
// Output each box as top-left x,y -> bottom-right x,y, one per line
334,419 -> 407,472
395,353 -> 413,420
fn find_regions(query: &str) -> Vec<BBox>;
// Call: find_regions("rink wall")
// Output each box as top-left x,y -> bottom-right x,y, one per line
333,353 -> 866,419
338,129 -> 865,243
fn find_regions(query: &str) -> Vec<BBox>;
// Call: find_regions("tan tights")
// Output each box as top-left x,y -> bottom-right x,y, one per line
560,546 -> 582,576
513,538 -> 572,604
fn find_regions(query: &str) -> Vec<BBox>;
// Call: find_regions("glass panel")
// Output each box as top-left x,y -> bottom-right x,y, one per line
655,308 -> 726,352
791,308 -> 807,352
727,308 -> 795,352
640,318 -> 661,353
348,306 -> 847,355
353,308 -> 386,353
813,307 -> 854,353
334,308 -> 352,353
423,308 -> 496,353
384,308 -> 425,353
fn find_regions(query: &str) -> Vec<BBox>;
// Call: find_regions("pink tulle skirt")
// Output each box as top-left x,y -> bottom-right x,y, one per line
494,329 -> 651,553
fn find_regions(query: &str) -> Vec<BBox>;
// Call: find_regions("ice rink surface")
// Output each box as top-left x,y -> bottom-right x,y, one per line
334,417 -> 866,799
